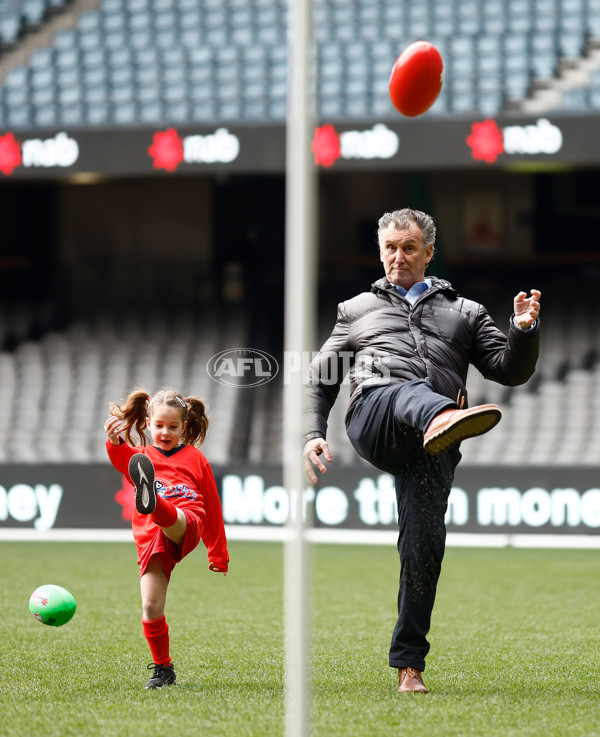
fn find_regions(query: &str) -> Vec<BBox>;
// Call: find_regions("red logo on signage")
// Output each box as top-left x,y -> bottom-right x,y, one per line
312,124 -> 341,168
466,119 -> 505,164
115,476 -> 134,521
0,132 -> 22,176
148,128 -> 184,172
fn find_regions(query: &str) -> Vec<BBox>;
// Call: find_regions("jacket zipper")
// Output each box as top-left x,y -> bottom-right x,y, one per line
406,294 -> 432,381
381,281 -> 447,383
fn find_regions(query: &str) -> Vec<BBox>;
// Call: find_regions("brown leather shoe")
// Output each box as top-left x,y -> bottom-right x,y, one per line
423,404 -> 501,455
398,667 -> 429,694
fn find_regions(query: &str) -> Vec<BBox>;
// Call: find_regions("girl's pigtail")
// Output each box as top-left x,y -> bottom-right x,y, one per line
183,396 -> 209,447
108,388 -> 150,446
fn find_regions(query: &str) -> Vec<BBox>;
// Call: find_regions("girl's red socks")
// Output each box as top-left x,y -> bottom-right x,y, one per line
142,615 -> 171,665
150,494 -> 178,528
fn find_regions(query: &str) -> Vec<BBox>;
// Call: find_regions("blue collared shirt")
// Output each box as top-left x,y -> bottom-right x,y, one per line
393,278 -> 432,304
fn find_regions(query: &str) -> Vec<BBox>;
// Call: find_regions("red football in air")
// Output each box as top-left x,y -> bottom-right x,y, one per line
389,41 -> 444,117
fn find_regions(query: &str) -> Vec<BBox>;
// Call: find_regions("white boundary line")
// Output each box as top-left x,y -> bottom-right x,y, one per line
1,526 -> 599,548
0,529 -> 134,542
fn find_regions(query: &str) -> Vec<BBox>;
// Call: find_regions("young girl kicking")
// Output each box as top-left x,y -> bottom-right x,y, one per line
104,387 -> 229,689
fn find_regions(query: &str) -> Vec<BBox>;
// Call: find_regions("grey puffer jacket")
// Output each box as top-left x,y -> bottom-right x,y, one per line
304,276 -> 540,440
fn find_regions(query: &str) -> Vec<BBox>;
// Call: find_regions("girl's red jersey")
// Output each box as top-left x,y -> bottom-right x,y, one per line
107,440 -> 229,575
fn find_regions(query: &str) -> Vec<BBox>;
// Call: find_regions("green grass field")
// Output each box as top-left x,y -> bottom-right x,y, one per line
1,540 -> 598,737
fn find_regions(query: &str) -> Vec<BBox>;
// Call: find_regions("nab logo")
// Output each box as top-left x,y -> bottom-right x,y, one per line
207,348 -> 279,388
312,123 -> 399,168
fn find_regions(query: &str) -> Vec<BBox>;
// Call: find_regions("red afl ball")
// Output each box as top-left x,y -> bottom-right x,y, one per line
389,41 -> 444,117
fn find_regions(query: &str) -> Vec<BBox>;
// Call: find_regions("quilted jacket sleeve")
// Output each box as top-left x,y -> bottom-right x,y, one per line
303,302 -> 353,440
469,305 -> 540,387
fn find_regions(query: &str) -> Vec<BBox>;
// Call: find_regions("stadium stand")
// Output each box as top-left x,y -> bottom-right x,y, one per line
1,279 -> 596,467
0,0 -> 72,50
0,302 -> 253,464
4,0 -> 600,127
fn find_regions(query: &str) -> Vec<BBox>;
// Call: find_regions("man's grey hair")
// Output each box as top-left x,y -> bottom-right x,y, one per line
377,208 -> 437,251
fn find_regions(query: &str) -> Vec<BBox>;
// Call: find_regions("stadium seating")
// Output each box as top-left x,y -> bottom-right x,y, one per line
3,0 -> 600,127
0,0 -> 70,47
0,302 -> 251,464
0,284 -> 599,466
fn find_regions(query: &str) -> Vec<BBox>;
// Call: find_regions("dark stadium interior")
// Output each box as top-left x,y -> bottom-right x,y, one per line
3,165 -> 600,307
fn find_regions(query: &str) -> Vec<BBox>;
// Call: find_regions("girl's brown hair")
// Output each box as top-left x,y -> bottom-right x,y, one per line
108,387 -> 209,447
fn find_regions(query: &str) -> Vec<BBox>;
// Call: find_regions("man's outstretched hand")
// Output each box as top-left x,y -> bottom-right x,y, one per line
514,289 -> 541,330
303,438 -> 333,486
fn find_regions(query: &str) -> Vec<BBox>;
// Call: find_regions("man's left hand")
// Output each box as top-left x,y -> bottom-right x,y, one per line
514,289 -> 541,330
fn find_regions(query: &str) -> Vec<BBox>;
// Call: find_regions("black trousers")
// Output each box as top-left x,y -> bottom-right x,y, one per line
346,379 -> 460,672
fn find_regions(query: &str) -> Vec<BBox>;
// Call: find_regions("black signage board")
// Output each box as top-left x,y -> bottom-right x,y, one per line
0,114 -> 598,180
1,463 -> 599,538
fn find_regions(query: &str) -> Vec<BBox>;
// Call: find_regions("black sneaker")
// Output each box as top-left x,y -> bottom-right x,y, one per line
129,453 -> 156,514
145,662 -> 177,689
